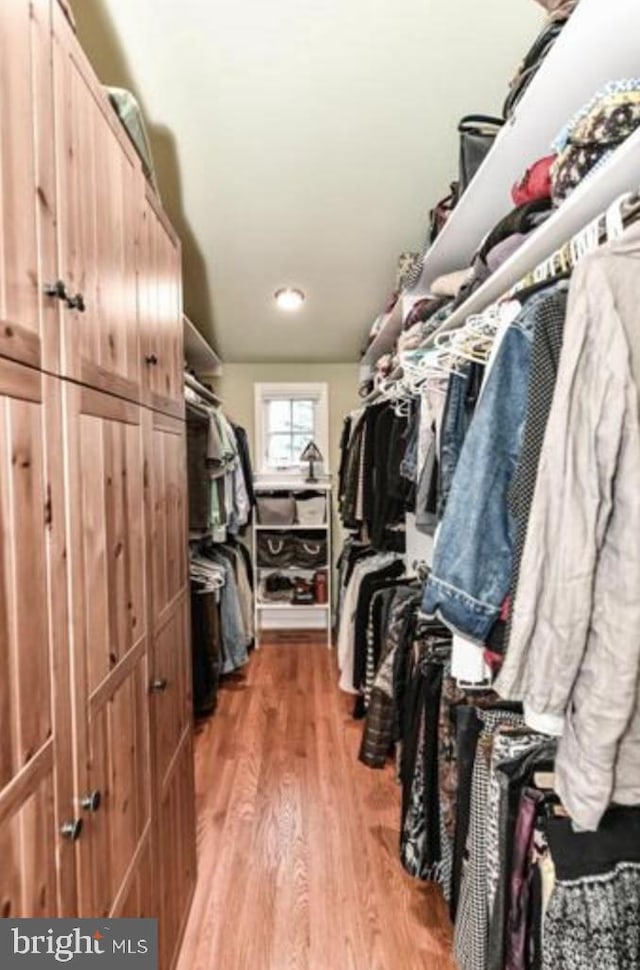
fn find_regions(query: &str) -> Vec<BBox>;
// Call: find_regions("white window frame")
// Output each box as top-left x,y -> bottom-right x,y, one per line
254,382 -> 330,481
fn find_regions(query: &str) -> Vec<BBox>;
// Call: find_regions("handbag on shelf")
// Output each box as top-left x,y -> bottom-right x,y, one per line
503,20 -> 567,120
260,572 -> 295,602
293,535 -> 327,569
256,494 -> 296,526
458,115 -> 504,196
256,532 -> 295,568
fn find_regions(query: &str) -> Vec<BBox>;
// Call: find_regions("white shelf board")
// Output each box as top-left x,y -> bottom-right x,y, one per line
256,602 -> 331,611
361,300 -> 404,366
183,314 -> 222,376
258,565 -> 328,571
254,479 -> 332,491
255,523 -> 328,531
422,124 -> 640,347
407,0 -> 640,307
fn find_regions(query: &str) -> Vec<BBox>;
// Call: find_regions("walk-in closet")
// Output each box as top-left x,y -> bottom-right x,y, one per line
2,0 -> 640,968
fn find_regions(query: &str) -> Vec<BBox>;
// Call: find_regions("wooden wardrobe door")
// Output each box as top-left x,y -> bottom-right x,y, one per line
139,191 -> 184,419
0,0 -> 58,372
144,409 -> 195,969
53,4 -> 141,403
0,361 -> 75,918
63,383 -> 152,918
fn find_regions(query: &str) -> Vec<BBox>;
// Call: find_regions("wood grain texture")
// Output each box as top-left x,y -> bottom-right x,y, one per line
143,407 -> 195,970
177,640 -> 456,970
138,195 -> 184,418
0,368 -> 72,919
53,4 -> 141,405
61,382 -> 151,918
0,0 -> 54,373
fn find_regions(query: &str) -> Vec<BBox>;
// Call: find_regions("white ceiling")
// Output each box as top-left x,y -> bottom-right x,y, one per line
78,0 -> 541,363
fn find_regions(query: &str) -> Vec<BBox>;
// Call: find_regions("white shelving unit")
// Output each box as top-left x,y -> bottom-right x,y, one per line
183,313 -> 222,375
363,0 -> 640,364
252,483 -> 333,648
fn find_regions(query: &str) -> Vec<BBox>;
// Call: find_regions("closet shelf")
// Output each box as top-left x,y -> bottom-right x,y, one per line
361,300 -> 403,367
183,314 -> 222,376
363,0 -> 640,366
257,565 -> 328,572
421,123 -> 640,348
408,0 -> 640,305
256,602 -> 331,611
254,523 -> 328,531
254,479 -> 332,491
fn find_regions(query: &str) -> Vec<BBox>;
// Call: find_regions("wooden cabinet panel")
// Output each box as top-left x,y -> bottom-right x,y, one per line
139,192 -> 184,419
158,731 -> 196,970
149,412 -> 189,623
143,408 -> 195,969
0,0 -> 58,371
115,832 -> 153,919
62,382 -> 152,918
0,773 -> 58,918
84,655 -> 151,919
152,598 -> 190,791
53,5 -> 141,403
146,410 -> 190,782
1,6 -> 192,956
0,361 -> 74,917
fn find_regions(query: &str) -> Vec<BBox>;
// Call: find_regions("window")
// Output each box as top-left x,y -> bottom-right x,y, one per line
254,383 -> 329,478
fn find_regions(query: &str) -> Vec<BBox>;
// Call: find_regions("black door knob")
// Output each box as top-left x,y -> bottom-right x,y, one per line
66,292 -> 86,312
81,790 -> 102,813
145,354 -> 158,366
150,678 -> 168,693
60,818 -> 83,841
44,279 -> 69,302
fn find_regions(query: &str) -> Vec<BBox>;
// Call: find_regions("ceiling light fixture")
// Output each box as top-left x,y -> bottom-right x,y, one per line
274,287 -> 305,312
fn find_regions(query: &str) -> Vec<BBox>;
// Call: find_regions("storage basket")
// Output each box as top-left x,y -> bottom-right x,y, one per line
256,494 -> 296,526
293,535 -> 327,569
256,532 -> 296,568
295,494 -> 326,526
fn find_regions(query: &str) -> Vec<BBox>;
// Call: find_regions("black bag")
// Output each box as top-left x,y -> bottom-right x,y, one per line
257,532 -> 295,568
458,115 -> 504,196
503,20 -> 565,119
293,534 -> 327,569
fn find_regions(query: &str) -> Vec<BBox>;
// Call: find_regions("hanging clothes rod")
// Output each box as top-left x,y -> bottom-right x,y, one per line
184,371 -> 220,406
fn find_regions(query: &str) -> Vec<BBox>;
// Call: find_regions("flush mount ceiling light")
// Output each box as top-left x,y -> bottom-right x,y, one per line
274,287 -> 305,312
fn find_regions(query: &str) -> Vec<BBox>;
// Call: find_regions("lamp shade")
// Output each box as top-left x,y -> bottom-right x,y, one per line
300,440 -> 323,463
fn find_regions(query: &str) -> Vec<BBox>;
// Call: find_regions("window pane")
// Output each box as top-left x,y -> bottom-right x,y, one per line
267,433 -> 295,467
267,399 -> 293,434
292,399 -> 315,434
293,433 -> 313,458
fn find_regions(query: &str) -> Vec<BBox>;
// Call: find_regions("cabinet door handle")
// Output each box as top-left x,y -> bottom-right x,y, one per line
145,354 -> 159,366
44,279 -> 69,302
60,818 -> 84,842
80,790 -> 102,813
150,678 -> 168,693
66,292 -> 86,313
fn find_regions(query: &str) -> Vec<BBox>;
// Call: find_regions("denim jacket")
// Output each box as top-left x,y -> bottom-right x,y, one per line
422,287 -> 564,641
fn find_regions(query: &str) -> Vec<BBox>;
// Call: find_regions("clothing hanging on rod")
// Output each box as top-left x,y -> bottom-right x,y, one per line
346,78 -> 640,964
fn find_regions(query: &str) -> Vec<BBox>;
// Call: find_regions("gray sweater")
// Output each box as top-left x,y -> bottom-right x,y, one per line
496,222 -> 640,831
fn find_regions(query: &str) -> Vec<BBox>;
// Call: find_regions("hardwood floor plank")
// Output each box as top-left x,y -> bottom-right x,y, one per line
177,641 -> 456,970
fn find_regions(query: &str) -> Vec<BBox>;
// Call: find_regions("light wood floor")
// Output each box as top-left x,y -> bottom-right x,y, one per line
177,635 -> 456,970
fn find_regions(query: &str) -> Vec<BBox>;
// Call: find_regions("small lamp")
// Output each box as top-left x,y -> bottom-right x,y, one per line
300,440 -> 323,483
